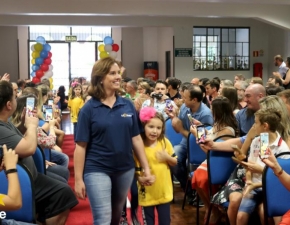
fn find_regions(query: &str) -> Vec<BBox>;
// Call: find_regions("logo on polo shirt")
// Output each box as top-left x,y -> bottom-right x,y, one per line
121,113 -> 133,117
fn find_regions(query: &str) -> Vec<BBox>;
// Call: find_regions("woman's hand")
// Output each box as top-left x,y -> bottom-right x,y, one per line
243,161 -> 264,173
233,146 -> 246,161
190,125 -> 197,137
75,180 -> 86,200
137,174 -> 156,186
261,148 -> 280,172
3,145 -> 18,171
45,160 -> 56,167
243,181 -> 254,197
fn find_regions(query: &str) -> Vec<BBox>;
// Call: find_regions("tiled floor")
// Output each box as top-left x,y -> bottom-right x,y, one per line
61,112 -> 205,225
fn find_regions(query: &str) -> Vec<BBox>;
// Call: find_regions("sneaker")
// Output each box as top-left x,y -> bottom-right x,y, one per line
191,198 -> 205,207
172,175 -> 180,185
120,217 -> 129,225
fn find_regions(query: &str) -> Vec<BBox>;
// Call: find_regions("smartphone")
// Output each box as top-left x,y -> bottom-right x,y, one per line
187,114 -> 194,126
166,99 -> 173,112
26,97 -> 35,117
0,145 -> 3,164
48,99 -> 53,106
260,132 -> 270,159
196,125 -> 206,144
44,106 -> 53,121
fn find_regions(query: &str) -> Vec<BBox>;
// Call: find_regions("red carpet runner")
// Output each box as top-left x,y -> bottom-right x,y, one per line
64,134 -> 151,225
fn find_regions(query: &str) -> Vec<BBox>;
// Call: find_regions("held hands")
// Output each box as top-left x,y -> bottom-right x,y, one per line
137,168 -> 155,186
75,180 -> 86,200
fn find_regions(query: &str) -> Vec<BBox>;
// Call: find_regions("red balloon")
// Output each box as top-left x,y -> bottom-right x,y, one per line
40,64 -> 49,72
36,70 -> 44,78
32,77 -> 40,84
112,44 -> 119,52
47,52 -> 52,58
44,58 -> 52,65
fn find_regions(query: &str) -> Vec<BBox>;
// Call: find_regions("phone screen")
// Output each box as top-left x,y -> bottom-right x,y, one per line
166,99 -> 173,112
26,97 -> 35,117
48,99 -> 53,106
197,126 -> 206,144
44,106 -> 53,121
260,132 -> 269,159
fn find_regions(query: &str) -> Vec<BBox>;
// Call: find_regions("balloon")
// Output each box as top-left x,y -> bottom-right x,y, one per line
112,44 -> 119,52
43,71 -> 53,79
40,64 -> 49,72
32,51 -> 40,59
48,65 -> 53,71
31,44 -> 35,51
32,77 -> 40,84
30,72 -> 36,78
104,44 -> 112,52
43,58 -> 52,65
47,52 -> 52,58
104,36 -> 113,45
36,70 -> 44,78
98,44 -> 105,52
35,57 -> 44,66
34,43 -> 43,51
50,84 -> 54,90
43,43 -> 51,51
40,50 -> 49,58
49,77 -> 53,83
36,36 -> 46,45
100,51 -> 109,59
109,51 -> 117,59
32,64 -> 39,71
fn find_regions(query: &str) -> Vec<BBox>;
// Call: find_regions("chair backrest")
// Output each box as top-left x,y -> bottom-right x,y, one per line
187,125 -> 212,166
32,146 -> 46,174
43,148 -> 51,161
0,163 -> 35,222
165,118 -> 183,146
263,153 -> 290,218
207,136 -> 236,197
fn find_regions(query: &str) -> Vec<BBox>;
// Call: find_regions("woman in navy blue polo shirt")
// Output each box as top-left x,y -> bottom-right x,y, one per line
74,57 -> 155,225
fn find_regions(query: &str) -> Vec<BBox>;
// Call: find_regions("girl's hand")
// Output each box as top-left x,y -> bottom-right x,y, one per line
3,145 -> 18,171
138,175 -> 156,186
156,149 -> 169,163
243,181 -> 254,197
233,147 -> 246,161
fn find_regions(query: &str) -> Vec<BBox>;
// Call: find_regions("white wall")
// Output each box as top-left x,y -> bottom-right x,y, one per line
112,27 -> 122,61
18,26 -> 29,80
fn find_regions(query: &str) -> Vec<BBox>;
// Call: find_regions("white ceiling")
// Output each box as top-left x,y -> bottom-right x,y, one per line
0,0 -> 289,29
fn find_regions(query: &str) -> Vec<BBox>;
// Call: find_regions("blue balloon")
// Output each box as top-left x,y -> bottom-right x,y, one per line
40,50 -> 49,58
32,64 -> 39,71
43,43 -> 51,51
35,57 -> 44,66
31,72 -> 36,78
104,36 -> 113,45
36,36 -> 46,45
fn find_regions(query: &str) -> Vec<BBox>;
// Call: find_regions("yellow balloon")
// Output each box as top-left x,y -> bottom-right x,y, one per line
100,51 -> 108,59
50,84 -> 53,90
31,59 -> 35,64
34,43 -> 43,51
49,77 -> 53,83
98,44 -> 105,52
32,51 -> 40,59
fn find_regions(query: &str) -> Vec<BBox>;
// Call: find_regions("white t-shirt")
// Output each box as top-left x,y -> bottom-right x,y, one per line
142,98 -> 177,120
249,132 -> 290,184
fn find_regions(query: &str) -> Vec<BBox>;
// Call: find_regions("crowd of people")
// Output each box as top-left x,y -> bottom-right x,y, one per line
1,54 -> 290,225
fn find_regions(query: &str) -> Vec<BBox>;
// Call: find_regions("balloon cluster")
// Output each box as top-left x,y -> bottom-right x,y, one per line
31,36 -> 53,85
98,36 -> 119,59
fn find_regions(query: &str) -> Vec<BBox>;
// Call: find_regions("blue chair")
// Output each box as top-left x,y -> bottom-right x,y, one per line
32,146 -> 46,174
206,135 -> 236,225
165,118 -> 183,146
43,148 -> 51,161
0,163 -> 36,223
262,152 -> 290,225
182,125 -> 212,211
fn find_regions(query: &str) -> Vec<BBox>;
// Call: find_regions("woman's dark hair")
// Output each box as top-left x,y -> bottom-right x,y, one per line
58,86 -> 65,94
221,86 -> 239,111
0,81 -> 13,111
266,86 -> 284,96
211,96 -> 239,136
199,85 -> 210,108
88,57 -> 120,100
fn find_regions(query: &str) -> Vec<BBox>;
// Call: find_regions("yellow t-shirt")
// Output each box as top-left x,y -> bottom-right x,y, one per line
136,138 -> 176,207
68,96 -> 84,123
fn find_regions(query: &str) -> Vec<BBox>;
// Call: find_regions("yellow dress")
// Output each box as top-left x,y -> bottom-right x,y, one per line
136,138 -> 176,207
68,96 -> 84,123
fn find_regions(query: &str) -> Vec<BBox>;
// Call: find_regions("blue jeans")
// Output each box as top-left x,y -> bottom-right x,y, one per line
171,143 -> 188,190
84,168 -> 135,225
2,219 -> 34,225
50,149 -> 69,168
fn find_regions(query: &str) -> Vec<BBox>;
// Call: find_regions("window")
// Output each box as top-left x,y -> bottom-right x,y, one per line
193,27 -> 250,71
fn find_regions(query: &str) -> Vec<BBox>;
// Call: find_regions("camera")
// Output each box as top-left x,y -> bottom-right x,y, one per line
152,93 -> 163,100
